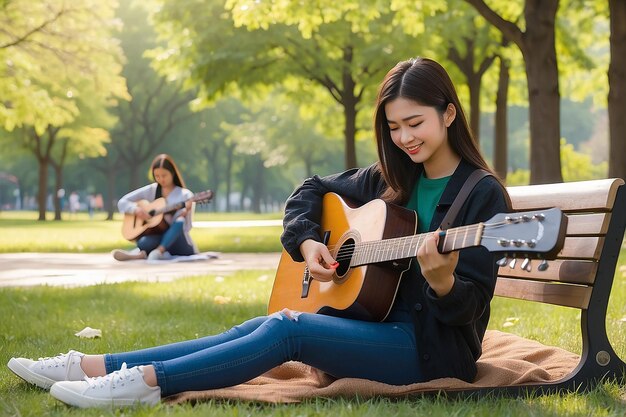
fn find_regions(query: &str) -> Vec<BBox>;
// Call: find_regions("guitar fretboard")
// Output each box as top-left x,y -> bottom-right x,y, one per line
349,223 -> 484,267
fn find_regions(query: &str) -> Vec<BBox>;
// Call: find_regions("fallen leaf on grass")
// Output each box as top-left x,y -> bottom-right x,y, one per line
75,327 -> 102,339
503,317 -> 520,328
213,295 -> 232,304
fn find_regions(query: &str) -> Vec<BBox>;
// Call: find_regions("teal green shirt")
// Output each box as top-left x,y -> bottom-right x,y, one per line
405,172 -> 451,233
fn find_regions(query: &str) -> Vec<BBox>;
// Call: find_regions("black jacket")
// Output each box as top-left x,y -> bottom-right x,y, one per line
281,160 -> 510,383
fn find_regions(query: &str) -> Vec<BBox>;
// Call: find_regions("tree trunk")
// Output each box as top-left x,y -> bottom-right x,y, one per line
464,0 -> 562,184
251,157 -> 264,213
53,164 -> 63,221
467,74 -> 482,146
343,89 -> 358,170
204,144 -> 222,212
494,56 -> 510,180
37,158 -> 48,221
342,46 -> 358,169
225,145 -> 235,212
608,0 -> 626,180
105,168 -> 116,220
448,39 -> 495,147
524,0 -> 562,184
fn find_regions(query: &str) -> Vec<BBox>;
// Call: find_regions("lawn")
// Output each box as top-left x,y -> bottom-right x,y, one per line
1,265 -> 625,416
0,210 -> 283,253
0,211 -> 625,416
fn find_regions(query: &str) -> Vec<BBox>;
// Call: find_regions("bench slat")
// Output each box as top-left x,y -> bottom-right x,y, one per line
564,213 -> 611,236
508,178 -> 624,212
497,259 -> 597,285
557,236 -> 603,260
494,277 -> 592,309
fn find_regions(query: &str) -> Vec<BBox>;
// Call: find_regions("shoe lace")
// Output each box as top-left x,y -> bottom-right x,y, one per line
37,350 -> 74,368
85,362 -> 139,389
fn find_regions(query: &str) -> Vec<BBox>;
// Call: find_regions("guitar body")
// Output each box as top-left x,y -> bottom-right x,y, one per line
268,193 -> 418,322
268,193 -> 567,323
121,198 -> 169,241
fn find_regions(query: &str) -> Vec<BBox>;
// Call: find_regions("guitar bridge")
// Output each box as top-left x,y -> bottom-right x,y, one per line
301,267 -> 311,298
301,230 -> 331,299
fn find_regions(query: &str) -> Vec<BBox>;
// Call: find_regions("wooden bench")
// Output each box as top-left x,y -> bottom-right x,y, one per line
488,177 -> 626,395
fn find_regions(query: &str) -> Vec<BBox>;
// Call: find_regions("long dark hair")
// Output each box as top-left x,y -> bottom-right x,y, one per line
150,153 -> 186,189
374,57 -> 499,204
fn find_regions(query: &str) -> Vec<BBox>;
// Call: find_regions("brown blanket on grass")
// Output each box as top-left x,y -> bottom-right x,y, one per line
165,330 -> 580,404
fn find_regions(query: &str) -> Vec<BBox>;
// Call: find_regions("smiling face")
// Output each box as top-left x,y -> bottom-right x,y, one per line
384,97 -> 460,178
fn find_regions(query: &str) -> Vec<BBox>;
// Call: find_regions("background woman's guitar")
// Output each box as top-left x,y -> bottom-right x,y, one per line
268,192 -> 567,322
121,190 -> 213,241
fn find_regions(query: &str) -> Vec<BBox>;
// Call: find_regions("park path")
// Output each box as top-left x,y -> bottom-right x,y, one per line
0,252 -> 281,288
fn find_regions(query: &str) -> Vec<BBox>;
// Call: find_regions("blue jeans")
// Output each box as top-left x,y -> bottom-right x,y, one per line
136,221 -> 194,256
104,312 -> 421,397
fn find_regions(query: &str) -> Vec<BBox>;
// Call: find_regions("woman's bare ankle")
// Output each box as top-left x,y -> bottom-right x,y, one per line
80,355 -> 107,377
140,365 -> 158,387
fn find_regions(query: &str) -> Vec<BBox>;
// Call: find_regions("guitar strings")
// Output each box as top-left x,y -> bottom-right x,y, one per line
325,220 -> 523,263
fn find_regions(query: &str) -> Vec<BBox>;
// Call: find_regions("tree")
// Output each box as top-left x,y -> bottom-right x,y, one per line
149,0 -> 427,170
493,52 -> 511,179
464,0 -> 564,184
106,1 -> 196,193
0,0 -> 127,220
437,1 -> 501,145
608,0 -> 626,180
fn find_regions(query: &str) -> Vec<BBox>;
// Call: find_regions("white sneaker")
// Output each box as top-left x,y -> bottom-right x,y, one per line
50,363 -> 160,408
7,350 -> 86,390
112,248 -> 147,261
147,250 -> 171,261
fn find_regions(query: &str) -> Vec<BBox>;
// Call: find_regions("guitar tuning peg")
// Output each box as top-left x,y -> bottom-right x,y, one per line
496,257 -> 508,267
521,258 -> 531,272
508,258 -> 517,269
538,260 -> 549,271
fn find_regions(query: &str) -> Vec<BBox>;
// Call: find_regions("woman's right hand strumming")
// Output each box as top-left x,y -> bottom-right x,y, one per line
299,239 -> 338,282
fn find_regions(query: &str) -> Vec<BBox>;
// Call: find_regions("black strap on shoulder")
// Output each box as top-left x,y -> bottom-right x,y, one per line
439,169 -> 492,231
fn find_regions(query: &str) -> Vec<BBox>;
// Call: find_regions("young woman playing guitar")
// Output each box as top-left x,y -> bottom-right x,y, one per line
9,58 -> 520,408
112,153 -> 199,261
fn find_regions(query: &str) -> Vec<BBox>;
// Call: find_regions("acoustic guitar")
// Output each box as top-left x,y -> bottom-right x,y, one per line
121,190 -> 213,241
268,192 -> 567,322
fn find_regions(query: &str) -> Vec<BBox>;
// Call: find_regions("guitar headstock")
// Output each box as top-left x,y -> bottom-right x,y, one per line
481,207 -> 568,260
192,190 -> 214,204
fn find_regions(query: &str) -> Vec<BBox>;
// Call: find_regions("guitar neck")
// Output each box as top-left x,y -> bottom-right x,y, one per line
150,201 -> 186,216
350,223 -> 484,267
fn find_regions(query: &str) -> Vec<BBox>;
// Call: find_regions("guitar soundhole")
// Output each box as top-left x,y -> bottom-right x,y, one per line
335,238 -> 355,277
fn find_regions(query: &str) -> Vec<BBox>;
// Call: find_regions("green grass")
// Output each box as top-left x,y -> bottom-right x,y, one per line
1,254 -> 625,416
0,210 -> 283,253
1,211 -> 625,415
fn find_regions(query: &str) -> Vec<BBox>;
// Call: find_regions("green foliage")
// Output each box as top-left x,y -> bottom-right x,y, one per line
560,138 -> 608,181
505,138 -> 608,185
0,0 -> 128,133
149,0 -> 429,168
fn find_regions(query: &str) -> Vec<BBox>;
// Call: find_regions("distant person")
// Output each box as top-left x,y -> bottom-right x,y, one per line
57,188 -> 66,211
94,194 -> 104,211
87,194 -> 95,219
111,154 -> 198,261
68,191 -> 80,217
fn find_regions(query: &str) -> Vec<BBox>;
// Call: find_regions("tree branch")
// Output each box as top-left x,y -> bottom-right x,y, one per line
464,0 -> 525,51
0,6 -> 66,49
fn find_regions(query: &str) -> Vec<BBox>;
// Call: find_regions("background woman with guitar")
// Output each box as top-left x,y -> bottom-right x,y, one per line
8,58 -> 515,408
111,154 -> 199,261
